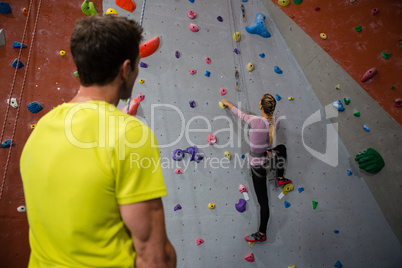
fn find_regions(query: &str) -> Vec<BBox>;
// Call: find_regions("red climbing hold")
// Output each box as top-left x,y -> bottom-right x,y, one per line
121,98 -> 140,116
196,238 -> 204,245
361,67 -> 377,82
244,253 -> 255,262
395,98 -> 402,108
139,36 -> 160,58
115,0 -> 136,12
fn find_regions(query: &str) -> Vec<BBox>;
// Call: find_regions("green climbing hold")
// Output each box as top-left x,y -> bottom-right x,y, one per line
293,0 -> 303,4
354,26 -> 362,32
344,97 -> 351,105
355,148 -> 385,173
312,201 -> 318,210
73,71 -> 79,77
81,0 -> 97,15
353,111 -> 360,117
381,51 -> 392,60
391,86 -> 395,90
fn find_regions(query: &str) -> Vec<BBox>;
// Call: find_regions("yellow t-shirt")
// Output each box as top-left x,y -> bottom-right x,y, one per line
20,101 -> 167,268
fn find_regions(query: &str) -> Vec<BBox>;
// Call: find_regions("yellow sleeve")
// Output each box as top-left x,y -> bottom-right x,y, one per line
113,122 -> 167,205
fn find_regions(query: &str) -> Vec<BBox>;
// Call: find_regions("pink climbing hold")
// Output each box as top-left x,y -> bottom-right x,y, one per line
361,67 -> 377,82
220,88 -> 226,96
196,238 -> 204,245
187,10 -> 196,19
394,98 -> 402,108
314,7 -> 320,11
244,253 -> 255,262
175,168 -> 183,174
371,8 -> 379,15
189,23 -> 199,32
205,57 -> 211,64
189,69 -> 197,75
207,134 -> 217,145
137,93 -> 145,102
239,184 -> 248,193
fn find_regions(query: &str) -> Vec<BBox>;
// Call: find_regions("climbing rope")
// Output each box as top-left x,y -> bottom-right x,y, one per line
228,0 -> 249,114
0,0 -> 43,201
127,0 -> 147,114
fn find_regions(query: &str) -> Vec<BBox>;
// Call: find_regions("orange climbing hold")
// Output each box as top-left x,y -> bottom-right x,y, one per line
139,36 -> 160,58
121,98 -> 140,116
115,0 -> 136,12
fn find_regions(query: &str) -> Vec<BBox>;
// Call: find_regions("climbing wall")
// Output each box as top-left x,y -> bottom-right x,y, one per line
105,0 -> 402,267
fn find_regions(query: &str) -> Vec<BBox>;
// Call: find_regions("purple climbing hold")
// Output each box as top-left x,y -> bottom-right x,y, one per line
27,101 -> 43,113
194,153 -> 204,163
172,149 -> 185,161
140,62 -> 148,68
189,100 -> 196,108
217,16 -> 223,22
234,48 -> 239,54
175,51 -> 180,58
174,204 -> 182,211
235,199 -> 247,212
184,146 -> 198,161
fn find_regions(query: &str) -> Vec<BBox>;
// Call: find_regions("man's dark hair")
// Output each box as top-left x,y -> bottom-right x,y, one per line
70,15 -> 143,86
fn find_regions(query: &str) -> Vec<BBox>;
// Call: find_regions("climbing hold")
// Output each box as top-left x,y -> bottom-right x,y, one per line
353,111 -> 360,117
347,170 -> 353,176
284,201 -> 290,208
7,98 -> 18,108
17,205 -> 26,212
27,102 -> 43,113
189,100 -> 196,108
245,13 -> 271,38
187,10 -> 196,19
355,148 -> 385,173
174,204 -> 182,211
106,8 -> 118,15
244,253 -> 255,262
205,57 -> 211,64
242,0 -> 248,2
334,230 -> 339,234
344,97 -> 351,105
12,58 -> 24,69
275,94 -> 281,101
175,168 -> 183,174
189,69 -> 197,75
138,79 -> 144,84
1,139 -> 14,148
73,71 -> 79,77
189,0 -> 194,3
220,88 -> 226,96
382,51 -> 392,60
224,151 -> 231,160
278,0 -> 290,7
363,124 -> 370,132
13,42 -> 27,49
282,183 -> 294,195
140,62 -> 147,68
0,29 -> 5,46
233,32 -> 241,42
259,53 -> 265,58
140,36 -> 160,58
312,201 -> 318,210
355,25 -> 362,32
30,124 -> 36,130
288,97 -> 294,101
361,67 -> 377,82
189,23 -> 199,32
219,102 -> 227,109
194,153 -> 204,163
332,100 -> 345,111
274,66 -> 282,74
22,8 -> 28,15
314,7 -> 320,11
336,84 -> 341,90
207,134 -> 217,145
196,238 -> 204,245
334,260 -> 342,268
81,0 -> 98,15
241,154 -> 245,159
288,266 -> 296,268
293,0 -> 303,4
184,146 -> 198,161
217,16 -> 223,22
59,50 -> 66,56
247,62 -> 255,72
391,86 -> 395,90
395,98 -> 402,108
298,187 -> 304,193
172,149 -> 185,161
248,241 -> 255,247
204,70 -> 211,77
320,33 -> 327,40
0,2 -> 12,14
175,51 -> 180,58
115,0 -> 136,12
235,199 -> 247,212
208,203 -> 215,209
233,48 -> 239,54
371,8 -> 379,15
239,184 -> 247,193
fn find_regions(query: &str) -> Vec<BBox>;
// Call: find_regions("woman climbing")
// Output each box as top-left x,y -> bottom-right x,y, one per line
221,94 -> 292,242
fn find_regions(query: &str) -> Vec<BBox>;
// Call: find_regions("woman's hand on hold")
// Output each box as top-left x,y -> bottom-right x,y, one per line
221,99 -> 233,109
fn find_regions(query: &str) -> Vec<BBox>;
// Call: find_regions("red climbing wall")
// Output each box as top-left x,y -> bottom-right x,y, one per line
0,1 -> 102,266
272,0 -> 402,125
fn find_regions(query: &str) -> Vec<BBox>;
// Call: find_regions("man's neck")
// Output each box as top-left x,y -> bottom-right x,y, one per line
70,84 -> 120,106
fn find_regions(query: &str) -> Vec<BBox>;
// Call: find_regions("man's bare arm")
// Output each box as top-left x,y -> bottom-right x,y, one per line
120,198 -> 176,268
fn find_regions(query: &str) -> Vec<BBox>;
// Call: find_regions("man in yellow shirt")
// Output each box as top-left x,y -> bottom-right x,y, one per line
20,15 -> 176,267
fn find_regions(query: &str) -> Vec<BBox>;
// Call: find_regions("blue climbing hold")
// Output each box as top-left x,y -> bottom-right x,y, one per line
333,230 -> 339,234
13,42 -> 27,49
189,0 -> 194,3
204,70 -> 211,77
241,154 -> 245,159
242,0 -> 248,2
259,53 -> 265,58
12,58 -> 24,69
298,187 -> 304,193
334,260 -> 342,268
332,100 -> 345,111
284,201 -> 290,208
27,101 -> 43,113
0,2 -> 12,14
1,139 -> 14,148
275,94 -> 281,101
274,66 -> 282,74
347,170 -> 353,176
245,13 -> 271,38
363,124 -> 370,132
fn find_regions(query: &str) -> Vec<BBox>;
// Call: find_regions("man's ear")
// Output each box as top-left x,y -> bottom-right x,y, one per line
121,59 -> 131,81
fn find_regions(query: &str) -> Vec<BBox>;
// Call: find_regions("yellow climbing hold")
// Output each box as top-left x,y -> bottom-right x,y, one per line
30,124 -> 36,130
246,62 -> 255,72
208,203 -> 215,209
278,0 -> 290,7
288,266 -> 296,268
248,241 -> 255,247
288,96 -> 294,101
336,84 -> 341,90
219,101 -> 227,109
139,79 -> 144,84
59,50 -> 66,56
320,33 -> 327,40
106,8 -> 118,15
282,183 -> 294,195
233,32 -> 241,42
224,151 -> 231,160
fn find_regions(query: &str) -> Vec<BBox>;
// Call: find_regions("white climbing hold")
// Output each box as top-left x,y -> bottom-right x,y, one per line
7,98 -> 18,108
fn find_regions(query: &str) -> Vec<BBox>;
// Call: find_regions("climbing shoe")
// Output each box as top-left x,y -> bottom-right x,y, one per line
244,232 -> 267,242
277,178 -> 292,187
